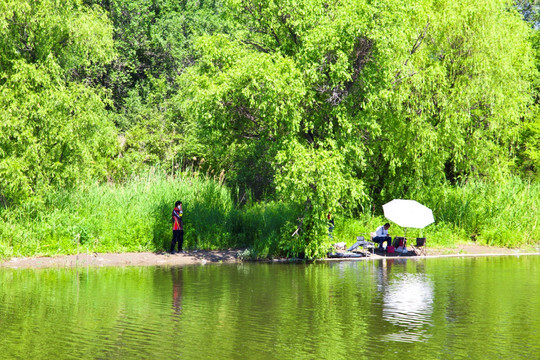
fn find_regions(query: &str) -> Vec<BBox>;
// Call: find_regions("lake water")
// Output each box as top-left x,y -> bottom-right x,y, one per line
1,256 -> 539,359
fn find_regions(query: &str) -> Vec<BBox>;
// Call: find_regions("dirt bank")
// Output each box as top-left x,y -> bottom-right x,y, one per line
1,243 -> 539,269
0,250 -> 240,269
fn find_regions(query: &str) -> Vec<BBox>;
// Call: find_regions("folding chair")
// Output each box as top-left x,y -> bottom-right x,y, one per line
347,236 -> 375,255
411,237 -> 426,256
359,236 -> 375,255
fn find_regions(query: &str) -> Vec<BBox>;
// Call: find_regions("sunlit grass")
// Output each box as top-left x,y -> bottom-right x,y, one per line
0,174 -> 538,259
324,178 -> 540,250
0,171 -> 266,258
413,178 -> 540,247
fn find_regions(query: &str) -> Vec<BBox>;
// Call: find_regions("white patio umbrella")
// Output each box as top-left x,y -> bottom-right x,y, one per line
382,199 -> 434,235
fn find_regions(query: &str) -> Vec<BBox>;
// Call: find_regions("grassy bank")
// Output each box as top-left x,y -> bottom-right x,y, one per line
0,171 -> 295,259
333,178 -> 540,249
0,174 -> 538,260
415,178 -> 540,247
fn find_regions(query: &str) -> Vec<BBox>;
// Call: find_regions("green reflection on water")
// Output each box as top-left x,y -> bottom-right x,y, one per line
0,256 -> 539,359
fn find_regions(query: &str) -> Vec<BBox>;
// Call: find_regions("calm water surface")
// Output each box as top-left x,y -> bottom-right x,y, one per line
1,256 -> 539,359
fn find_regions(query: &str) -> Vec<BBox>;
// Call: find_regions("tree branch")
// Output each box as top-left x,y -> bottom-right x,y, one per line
392,21 -> 430,87
241,39 -> 273,53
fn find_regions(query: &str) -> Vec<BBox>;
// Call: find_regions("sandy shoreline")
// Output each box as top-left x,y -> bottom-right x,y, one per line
0,250 -> 240,269
1,244 -> 539,269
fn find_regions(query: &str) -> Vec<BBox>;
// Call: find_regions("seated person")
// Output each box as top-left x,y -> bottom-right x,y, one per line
373,223 -> 392,250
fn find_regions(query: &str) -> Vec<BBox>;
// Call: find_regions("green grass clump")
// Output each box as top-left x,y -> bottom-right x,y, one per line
0,172 -> 229,258
413,178 -> 540,247
230,201 -> 296,258
0,171 -> 297,259
324,177 -> 540,250
0,173 -> 538,260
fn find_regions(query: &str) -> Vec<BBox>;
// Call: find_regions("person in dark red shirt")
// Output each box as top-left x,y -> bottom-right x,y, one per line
170,201 -> 184,254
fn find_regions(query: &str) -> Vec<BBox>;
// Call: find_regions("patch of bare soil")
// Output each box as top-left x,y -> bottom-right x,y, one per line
1,243 -> 539,269
0,250 -> 240,269
428,243 -> 540,256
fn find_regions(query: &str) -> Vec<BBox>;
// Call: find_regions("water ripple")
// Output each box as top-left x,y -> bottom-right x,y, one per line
1,258 -> 540,359
382,273 -> 434,343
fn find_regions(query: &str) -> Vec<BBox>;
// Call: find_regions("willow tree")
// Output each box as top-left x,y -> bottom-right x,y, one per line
0,0 -> 117,206
179,0 -> 535,257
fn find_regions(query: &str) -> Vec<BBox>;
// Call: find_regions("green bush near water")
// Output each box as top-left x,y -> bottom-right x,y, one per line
0,172 -> 285,259
415,179 -> 540,247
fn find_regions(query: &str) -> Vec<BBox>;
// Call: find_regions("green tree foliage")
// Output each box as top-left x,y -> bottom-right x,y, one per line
367,0 -> 534,196
81,0 -> 230,178
179,0 -> 536,257
86,0 -> 227,111
0,0 -> 116,205
516,2 -> 540,178
0,0 -> 114,75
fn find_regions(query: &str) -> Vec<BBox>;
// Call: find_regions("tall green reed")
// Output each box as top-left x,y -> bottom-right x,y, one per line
321,177 -> 540,250
413,177 -> 540,247
0,173 -> 538,260
0,171 -> 252,258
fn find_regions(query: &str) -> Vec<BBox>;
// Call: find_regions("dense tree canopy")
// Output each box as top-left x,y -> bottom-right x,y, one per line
0,0 -> 116,205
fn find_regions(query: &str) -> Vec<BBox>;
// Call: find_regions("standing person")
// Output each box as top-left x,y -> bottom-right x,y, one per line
170,201 -> 184,254
373,223 -> 392,250
327,213 -> 335,239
